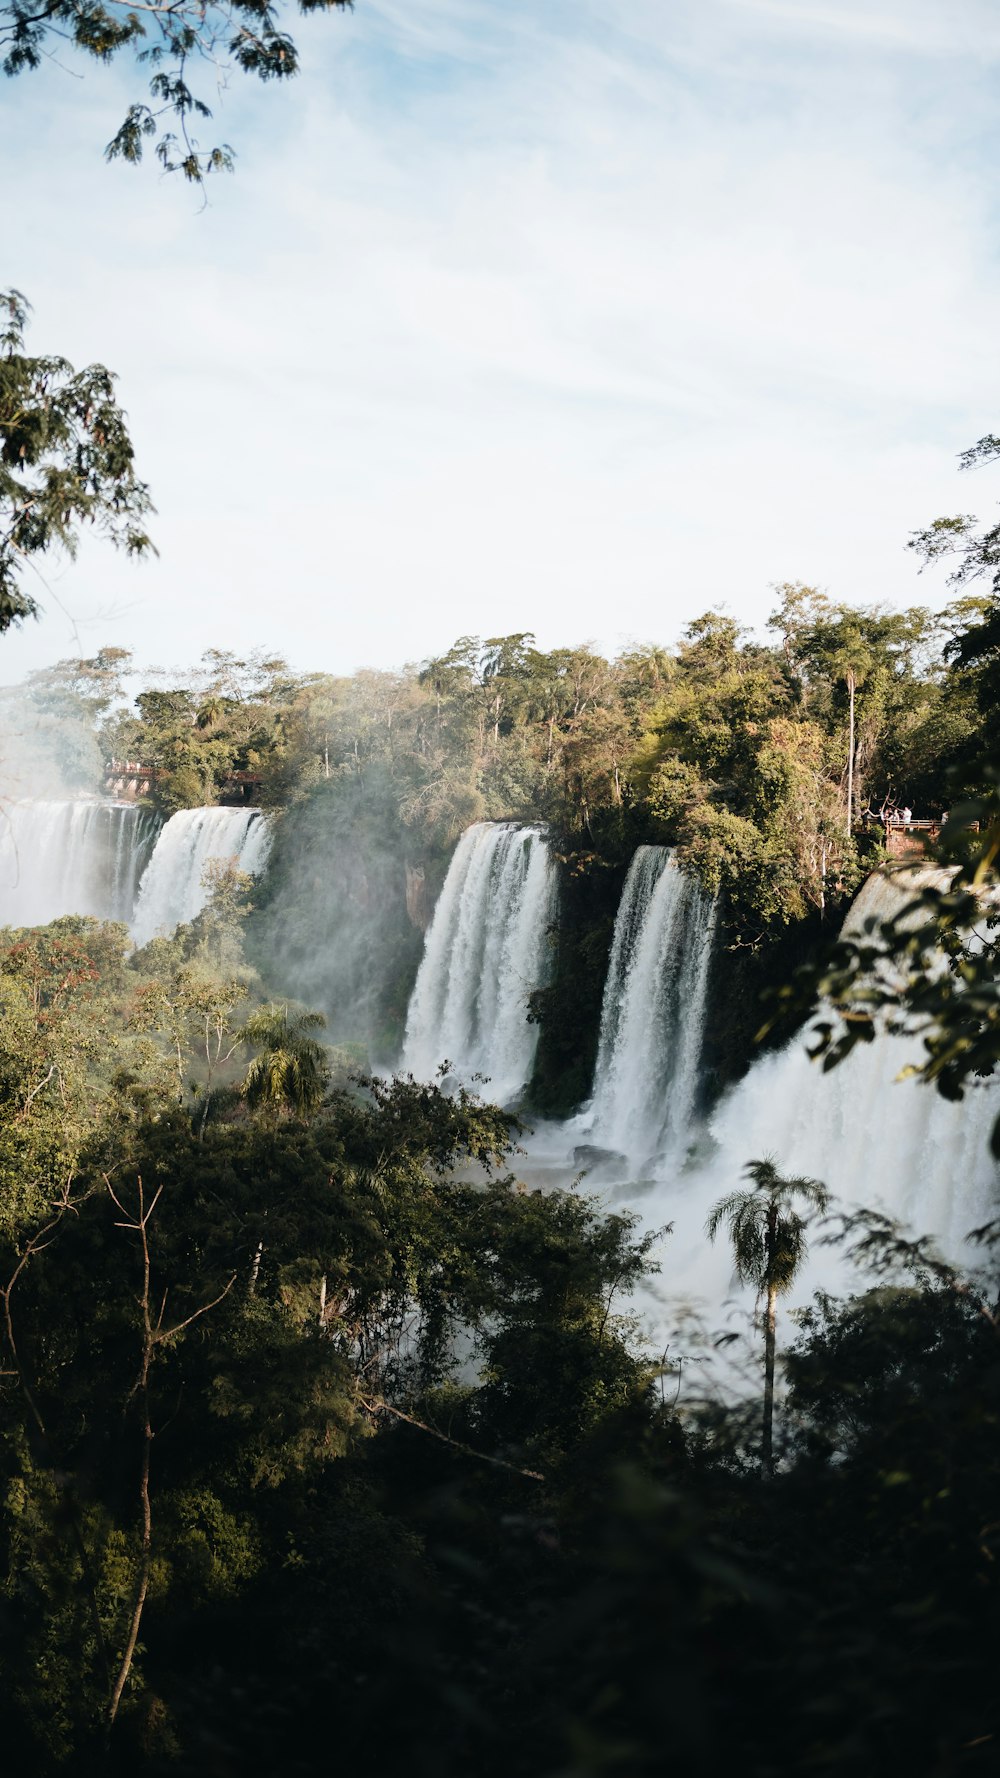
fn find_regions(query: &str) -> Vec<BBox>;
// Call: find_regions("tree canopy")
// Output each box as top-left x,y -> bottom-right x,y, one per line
1,0 -> 353,181
0,291 -> 153,632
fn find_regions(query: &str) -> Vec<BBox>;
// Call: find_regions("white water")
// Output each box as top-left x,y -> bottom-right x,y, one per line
0,800 -> 159,927
696,870 -> 998,1257
515,866 -> 999,1373
131,807 -> 271,947
585,847 -> 716,1165
610,870 -> 996,1382
401,821 -> 557,1103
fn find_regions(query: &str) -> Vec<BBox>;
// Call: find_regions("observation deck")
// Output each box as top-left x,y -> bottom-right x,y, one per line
879,817 -> 941,860
103,760 -> 263,805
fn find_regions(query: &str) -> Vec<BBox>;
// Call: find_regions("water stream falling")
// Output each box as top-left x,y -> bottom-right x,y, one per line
0,800 -> 160,927
401,822 -> 557,1103
132,807 -> 271,947
514,862 -> 998,1374
585,847 -> 716,1165
599,866 -> 1000,1352
700,869 -> 999,1254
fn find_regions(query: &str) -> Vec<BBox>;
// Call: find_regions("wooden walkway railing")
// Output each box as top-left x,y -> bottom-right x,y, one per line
103,761 -> 263,803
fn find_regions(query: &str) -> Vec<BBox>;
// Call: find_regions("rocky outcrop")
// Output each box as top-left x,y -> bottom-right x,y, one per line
404,862 -> 429,931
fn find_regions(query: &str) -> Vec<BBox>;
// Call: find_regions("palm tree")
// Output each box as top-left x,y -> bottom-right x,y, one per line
195,695 -> 226,731
241,1006 -> 328,1121
707,1159 -> 829,1471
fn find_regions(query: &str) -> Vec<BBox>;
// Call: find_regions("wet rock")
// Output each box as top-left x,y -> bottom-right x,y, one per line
572,1144 -> 629,1173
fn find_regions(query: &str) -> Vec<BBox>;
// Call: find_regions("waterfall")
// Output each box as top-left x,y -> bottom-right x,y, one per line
614,866 -> 1000,1337
401,821 -> 557,1103
586,847 -> 716,1164
131,807 -> 271,947
703,868 -> 999,1255
0,800 -> 160,928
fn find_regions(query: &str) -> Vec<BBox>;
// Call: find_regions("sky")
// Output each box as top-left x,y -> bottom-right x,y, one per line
3,0 -> 1000,685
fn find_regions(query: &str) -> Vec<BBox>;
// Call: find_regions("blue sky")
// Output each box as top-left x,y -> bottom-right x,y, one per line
3,0 -> 1000,683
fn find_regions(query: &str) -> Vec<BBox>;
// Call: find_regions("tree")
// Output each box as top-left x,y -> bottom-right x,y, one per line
797,612 -> 875,837
21,646 -> 133,723
793,603 -> 934,835
1,0 -> 352,183
778,452 -> 1000,1145
750,717 -> 856,919
707,1158 -> 829,1470
241,1004 -> 328,1119
906,432 -> 1000,597
679,608 -> 745,674
0,291 -> 153,631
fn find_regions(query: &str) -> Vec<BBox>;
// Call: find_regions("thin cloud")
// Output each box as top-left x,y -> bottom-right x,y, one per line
720,0 -> 1000,57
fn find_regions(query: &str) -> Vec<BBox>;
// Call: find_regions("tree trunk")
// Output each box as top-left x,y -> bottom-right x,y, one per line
248,1241 -> 264,1295
762,1281 -> 777,1474
846,670 -> 856,839
107,1408 -> 152,1732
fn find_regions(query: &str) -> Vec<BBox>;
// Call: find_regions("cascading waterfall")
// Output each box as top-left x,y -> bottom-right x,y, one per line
0,800 -> 160,928
623,867 -> 1000,1338
704,869 -> 999,1254
586,847 -> 716,1165
401,821 -> 557,1103
131,807 -> 271,947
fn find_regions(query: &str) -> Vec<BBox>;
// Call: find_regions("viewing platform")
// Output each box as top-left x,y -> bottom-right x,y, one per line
103,761 -> 263,805
877,817 -> 941,860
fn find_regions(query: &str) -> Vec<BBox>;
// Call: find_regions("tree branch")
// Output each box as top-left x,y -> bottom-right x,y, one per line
360,1395 -> 545,1482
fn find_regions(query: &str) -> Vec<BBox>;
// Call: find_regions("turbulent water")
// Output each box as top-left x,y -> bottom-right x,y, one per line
0,800 -> 160,927
517,864 -> 999,1366
700,870 -> 999,1254
401,821 -> 557,1103
585,847 -> 716,1165
132,807 -> 271,947
640,875 -> 996,1364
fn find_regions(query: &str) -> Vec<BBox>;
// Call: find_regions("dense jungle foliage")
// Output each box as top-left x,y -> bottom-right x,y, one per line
0,814 -> 997,1775
13,586 -> 990,893
2,552 -> 1000,1772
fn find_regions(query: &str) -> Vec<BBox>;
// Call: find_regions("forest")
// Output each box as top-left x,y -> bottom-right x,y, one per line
5,575 -> 998,1082
1,560 -> 999,1774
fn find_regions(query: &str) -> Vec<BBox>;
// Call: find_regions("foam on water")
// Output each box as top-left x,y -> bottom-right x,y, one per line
131,807 -> 271,946
401,821 -> 557,1104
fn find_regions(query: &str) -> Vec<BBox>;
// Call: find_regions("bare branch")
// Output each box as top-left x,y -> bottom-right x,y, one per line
360,1395 -> 545,1483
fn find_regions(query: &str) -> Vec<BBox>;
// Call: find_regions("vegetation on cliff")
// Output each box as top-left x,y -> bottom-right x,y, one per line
7,574 -> 991,1093
0,821 -> 997,1773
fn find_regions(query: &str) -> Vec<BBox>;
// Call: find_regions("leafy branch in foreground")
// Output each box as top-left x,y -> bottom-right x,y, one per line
907,432 -> 1000,588
0,290 -> 154,630
1,0 -> 353,182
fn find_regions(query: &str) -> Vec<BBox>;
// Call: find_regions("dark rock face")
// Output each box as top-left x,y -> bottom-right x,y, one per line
572,1144 -> 629,1173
